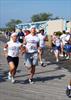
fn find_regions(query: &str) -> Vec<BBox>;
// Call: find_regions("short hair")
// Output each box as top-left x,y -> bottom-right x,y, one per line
63,30 -> 66,34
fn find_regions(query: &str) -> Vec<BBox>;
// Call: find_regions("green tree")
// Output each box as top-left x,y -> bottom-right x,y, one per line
6,19 -> 22,31
56,31 -> 62,36
51,16 -> 60,20
31,13 -> 53,22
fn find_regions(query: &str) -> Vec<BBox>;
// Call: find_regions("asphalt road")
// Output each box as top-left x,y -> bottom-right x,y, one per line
0,36 -> 71,100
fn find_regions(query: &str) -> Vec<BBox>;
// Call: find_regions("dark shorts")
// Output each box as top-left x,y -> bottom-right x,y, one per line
53,45 -> 61,51
64,44 -> 71,53
7,56 -> 19,68
18,39 -> 23,43
52,43 -> 55,47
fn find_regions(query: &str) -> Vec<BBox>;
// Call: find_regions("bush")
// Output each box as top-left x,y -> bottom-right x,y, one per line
55,31 -> 62,36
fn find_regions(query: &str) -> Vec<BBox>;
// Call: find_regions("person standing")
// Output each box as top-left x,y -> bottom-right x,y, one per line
18,29 -> 25,43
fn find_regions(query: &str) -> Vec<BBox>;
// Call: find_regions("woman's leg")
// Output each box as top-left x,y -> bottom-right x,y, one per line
54,49 -> 59,62
13,57 -> 19,76
8,62 -> 15,78
60,42 -> 64,56
38,49 -> 43,64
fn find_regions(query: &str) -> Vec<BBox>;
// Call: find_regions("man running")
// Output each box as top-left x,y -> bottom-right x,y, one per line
23,26 -> 40,84
38,29 -> 47,67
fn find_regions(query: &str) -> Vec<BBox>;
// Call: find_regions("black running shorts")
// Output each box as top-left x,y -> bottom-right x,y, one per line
7,56 -> 19,68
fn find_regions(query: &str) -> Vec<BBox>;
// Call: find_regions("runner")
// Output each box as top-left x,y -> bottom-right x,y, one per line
66,79 -> 71,97
64,30 -> 71,59
38,29 -> 47,67
51,32 -> 61,62
51,32 -> 57,52
3,32 -> 25,83
60,30 -> 67,57
23,26 -> 40,84
24,30 -> 30,36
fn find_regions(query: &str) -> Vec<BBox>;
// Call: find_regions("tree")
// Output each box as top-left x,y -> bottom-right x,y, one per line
6,19 -> 22,31
51,16 -> 60,20
31,13 -> 53,22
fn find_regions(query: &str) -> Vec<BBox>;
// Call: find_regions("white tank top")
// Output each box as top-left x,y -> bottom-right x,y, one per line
7,40 -> 21,57
38,33 -> 46,48
25,34 -> 39,53
55,38 -> 61,46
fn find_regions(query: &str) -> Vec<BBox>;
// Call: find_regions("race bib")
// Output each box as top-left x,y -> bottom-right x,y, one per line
11,46 -> 18,56
30,46 -> 36,50
20,36 -> 23,39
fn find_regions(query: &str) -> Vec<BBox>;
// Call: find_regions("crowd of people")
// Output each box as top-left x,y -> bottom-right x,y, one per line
3,26 -> 48,84
51,30 -> 71,62
50,30 -> 71,97
3,26 -> 71,96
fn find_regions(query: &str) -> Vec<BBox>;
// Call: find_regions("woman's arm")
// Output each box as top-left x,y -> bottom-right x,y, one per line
3,44 -> 8,57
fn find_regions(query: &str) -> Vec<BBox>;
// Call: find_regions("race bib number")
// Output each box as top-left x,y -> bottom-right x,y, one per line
11,46 -> 18,56
20,36 -> 23,39
30,46 -> 36,50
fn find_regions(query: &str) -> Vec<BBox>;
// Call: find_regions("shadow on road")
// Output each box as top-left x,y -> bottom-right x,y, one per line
15,74 -> 65,84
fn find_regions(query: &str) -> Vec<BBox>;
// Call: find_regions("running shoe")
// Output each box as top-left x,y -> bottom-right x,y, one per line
66,56 -> 69,60
8,72 -> 11,80
41,63 -> 46,67
59,54 -> 64,57
11,77 -> 15,83
56,59 -> 59,62
29,79 -> 34,84
66,86 -> 71,98
40,62 -> 46,67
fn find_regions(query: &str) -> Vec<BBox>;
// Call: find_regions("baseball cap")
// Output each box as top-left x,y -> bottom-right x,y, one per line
11,32 -> 17,37
30,25 -> 36,30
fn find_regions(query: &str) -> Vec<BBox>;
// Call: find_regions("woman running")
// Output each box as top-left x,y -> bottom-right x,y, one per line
4,32 -> 25,83
51,32 -> 61,62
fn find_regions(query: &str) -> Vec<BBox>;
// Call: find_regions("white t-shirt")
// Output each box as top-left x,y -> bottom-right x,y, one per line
55,38 -> 61,46
7,40 -> 21,57
60,34 -> 67,44
65,34 -> 70,42
38,33 -> 46,48
25,34 -> 39,53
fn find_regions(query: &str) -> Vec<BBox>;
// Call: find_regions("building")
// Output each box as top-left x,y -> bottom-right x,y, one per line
16,19 -> 71,35
66,21 -> 71,32
16,19 -> 71,46
15,21 -> 47,33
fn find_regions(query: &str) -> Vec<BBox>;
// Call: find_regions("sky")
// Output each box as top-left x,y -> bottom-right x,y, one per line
0,0 -> 71,28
